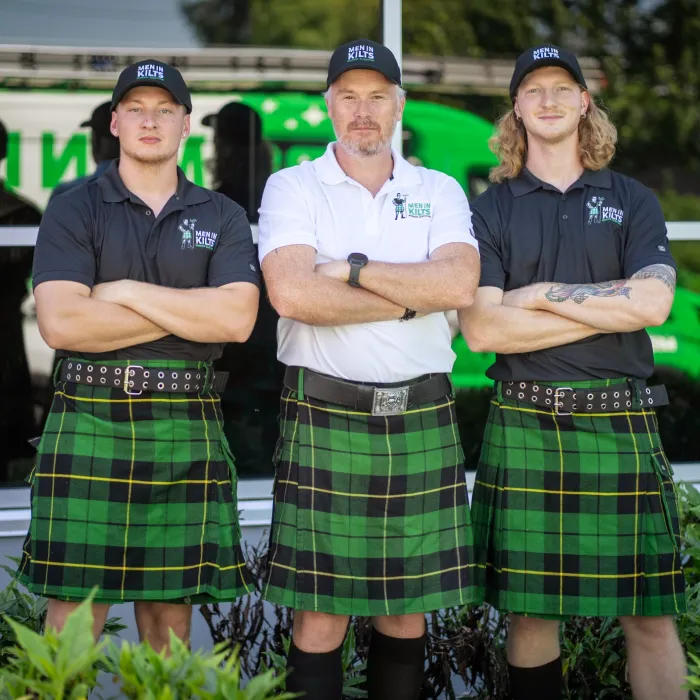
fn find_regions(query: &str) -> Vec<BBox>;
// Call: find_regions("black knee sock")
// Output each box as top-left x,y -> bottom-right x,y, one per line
367,629 -> 426,700
285,639 -> 343,700
508,657 -> 563,700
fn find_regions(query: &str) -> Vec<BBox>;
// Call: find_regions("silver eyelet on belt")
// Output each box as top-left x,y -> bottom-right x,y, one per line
66,373 -> 72,380
100,378 -> 106,384
184,384 -> 190,390
158,382 -> 165,390
101,366 -> 107,374
115,368 -> 122,375
172,383 -> 178,390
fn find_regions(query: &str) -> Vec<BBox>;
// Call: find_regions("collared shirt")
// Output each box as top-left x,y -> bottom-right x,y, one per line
258,142 -> 478,382
49,159 -> 113,202
472,167 -> 676,381
33,160 -> 260,362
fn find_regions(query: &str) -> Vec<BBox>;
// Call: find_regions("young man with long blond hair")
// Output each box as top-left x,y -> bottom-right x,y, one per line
460,45 -> 687,700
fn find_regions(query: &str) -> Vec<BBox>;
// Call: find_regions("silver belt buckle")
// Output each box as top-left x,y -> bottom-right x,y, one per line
554,386 -> 573,416
371,386 -> 409,416
124,364 -> 144,397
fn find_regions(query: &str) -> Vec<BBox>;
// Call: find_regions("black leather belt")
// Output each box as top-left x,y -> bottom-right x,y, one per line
500,380 -> 668,414
284,366 -> 452,415
59,360 -> 228,395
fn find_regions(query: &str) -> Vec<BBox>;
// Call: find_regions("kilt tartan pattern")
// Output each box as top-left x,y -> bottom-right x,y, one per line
18,359 -> 252,603
263,383 -> 480,616
471,378 -> 686,619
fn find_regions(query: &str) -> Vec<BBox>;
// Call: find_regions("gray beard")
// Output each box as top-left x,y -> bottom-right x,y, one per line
337,134 -> 393,157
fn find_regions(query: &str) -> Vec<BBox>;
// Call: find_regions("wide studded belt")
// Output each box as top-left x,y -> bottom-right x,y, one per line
59,360 -> 228,395
500,380 -> 668,415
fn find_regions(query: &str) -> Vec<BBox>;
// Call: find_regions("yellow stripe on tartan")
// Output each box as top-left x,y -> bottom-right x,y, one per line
33,473 -> 231,487
54,391 -> 220,405
625,411 -> 641,616
275,480 -> 462,499
478,562 -> 682,579
270,560 -> 477,580
28,558 -> 248,572
121,375 -> 138,598
383,416 -> 392,616
308,402 -> 319,610
492,400 -> 651,418
553,411 -> 565,616
44,399 -> 68,588
473,480 -> 660,498
448,400 -> 464,605
283,395 -> 455,417
197,391 -> 212,591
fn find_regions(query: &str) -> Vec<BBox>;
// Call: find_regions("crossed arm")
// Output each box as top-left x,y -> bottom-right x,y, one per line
459,264 -> 675,354
35,279 -> 260,352
261,242 -> 479,326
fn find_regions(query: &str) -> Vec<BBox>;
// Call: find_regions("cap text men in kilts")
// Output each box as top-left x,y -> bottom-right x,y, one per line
18,59 -> 261,650
460,45 -> 686,700
258,38 -> 482,700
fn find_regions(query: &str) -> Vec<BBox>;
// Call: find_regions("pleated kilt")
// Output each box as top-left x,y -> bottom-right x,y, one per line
18,359 -> 252,604
471,378 -> 686,619
263,383 -> 481,616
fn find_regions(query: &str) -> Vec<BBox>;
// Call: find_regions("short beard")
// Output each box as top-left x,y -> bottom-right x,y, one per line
335,114 -> 400,157
121,144 -> 178,167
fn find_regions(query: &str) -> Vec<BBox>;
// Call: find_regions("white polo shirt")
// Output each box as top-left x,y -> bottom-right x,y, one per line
257,142 -> 478,383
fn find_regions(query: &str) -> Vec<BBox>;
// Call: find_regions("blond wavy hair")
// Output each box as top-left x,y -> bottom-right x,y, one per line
488,96 -> 617,183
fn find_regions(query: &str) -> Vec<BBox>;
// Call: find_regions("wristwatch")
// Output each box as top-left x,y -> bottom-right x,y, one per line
400,308 -> 417,322
347,252 -> 369,288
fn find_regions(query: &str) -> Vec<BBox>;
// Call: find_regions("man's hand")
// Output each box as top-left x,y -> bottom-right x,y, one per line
91,279 -> 138,305
315,260 -> 351,282
501,283 -> 548,310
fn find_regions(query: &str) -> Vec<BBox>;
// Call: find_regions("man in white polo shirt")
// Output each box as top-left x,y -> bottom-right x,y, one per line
258,38 -> 481,700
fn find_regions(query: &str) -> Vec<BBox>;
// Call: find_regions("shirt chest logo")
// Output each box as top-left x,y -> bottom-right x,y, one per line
391,193 -> 432,221
585,196 -> 623,226
178,218 -> 218,251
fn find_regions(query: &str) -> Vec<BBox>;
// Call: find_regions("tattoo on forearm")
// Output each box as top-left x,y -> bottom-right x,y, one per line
544,280 -> 632,304
630,264 -> 676,293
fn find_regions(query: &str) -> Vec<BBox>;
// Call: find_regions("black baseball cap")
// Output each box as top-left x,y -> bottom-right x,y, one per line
110,59 -> 192,113
201,102 -> 263,144
326,39 -> 401,88
80,102 -> 113,134
510,45 -> 587,100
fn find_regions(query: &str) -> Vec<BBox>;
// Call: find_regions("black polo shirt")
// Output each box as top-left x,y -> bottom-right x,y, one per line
472,168 -> 675,381
33,160 -> 260,362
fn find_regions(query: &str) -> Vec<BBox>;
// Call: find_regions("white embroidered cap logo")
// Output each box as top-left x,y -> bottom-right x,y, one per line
137,63 -> 164,81
533,47 -> 560,61
347,45 -> 375,62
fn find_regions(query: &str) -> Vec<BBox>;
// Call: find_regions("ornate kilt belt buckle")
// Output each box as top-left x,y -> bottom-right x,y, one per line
371,386 -> 410,416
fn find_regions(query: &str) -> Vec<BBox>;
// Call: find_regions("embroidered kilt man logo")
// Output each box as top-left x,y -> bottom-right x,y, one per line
179,217 -> 196,249
393,192 -> 407,219
587,195 -> 604,224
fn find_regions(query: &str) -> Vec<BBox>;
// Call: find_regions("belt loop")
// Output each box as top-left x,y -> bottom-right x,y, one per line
297,367 -> 305,401
628,377 -> 643,409
53,357 -> 64,386
495,380 -> 504,402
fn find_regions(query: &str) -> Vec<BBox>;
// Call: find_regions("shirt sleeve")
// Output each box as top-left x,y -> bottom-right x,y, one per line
623,184 -> 676,277
32,196 -> 96,289
207,199 -> 261,288
471,198 -> 506,289
257,169 -> 317,263
428,175 -> 479,256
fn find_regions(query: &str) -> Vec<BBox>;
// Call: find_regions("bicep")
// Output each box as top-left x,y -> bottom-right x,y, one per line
630,263 -> 676,294
34,280 -> 91,324
261,244 -> 317,286
218,281 -> 261,310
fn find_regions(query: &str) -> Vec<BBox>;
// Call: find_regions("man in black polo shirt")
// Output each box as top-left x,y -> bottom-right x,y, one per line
18,60 -> 260,649
460,46 -> 686,700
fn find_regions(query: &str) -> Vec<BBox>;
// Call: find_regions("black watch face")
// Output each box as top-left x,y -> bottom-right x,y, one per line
348,253 -> 368,266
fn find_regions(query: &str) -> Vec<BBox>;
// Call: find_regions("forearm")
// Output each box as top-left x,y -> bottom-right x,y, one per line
119,283 -> 257,343
460,304 -> 606,354
359,253 -> 478,313
272,274 -> 405,326
40,298 -> 169,352
535,276 -> 673,331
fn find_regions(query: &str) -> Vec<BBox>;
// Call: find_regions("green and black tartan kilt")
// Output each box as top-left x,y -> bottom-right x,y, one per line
262,382 -> 481,616
471,378 -> 686,619
18,359 -> 252,604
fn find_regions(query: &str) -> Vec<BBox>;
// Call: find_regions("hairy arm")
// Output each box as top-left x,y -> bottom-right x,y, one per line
357,243 -> 480,313
91,279 -> 260,343
262,245 -> 405,326
35,281 -> 169,352
505,264 -> 676,332
458,286 -> 609,354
